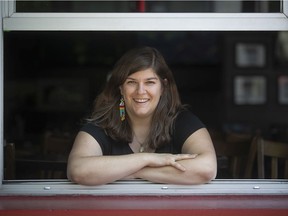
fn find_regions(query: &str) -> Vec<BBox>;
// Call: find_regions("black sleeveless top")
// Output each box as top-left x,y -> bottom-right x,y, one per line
80,110 -> 205,155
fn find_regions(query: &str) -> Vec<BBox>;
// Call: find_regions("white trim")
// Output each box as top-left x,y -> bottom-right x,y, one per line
1,0 -> 15,18
0,0 -> 15,188
1,179 -> 288,196
0,0 -> 11,188
284,0 -> 288,17
3,12 -> 288,31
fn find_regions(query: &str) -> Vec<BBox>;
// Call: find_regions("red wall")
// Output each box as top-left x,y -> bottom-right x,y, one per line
1,195 -> 287,216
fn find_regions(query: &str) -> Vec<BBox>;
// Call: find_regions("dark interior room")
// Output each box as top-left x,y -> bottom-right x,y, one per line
4,31 -> 288,179
2,0 -> 288,180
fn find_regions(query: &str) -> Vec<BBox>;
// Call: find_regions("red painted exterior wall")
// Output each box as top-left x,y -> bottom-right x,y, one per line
0,195 -> 287,216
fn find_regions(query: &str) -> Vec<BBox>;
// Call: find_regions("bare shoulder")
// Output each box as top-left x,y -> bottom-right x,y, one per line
69,131 -> 103,157
181,128 -> 214,154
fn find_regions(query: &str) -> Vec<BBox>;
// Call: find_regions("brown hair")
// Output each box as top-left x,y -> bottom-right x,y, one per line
89,47 -> 184,149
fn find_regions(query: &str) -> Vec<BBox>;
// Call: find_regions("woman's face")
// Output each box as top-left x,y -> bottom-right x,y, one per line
120,68 -> 163,121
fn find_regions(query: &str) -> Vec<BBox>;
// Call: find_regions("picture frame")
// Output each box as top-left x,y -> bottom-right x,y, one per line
278,76 -> 288,105
235,42 -> 266,68
234,76 -> 266,105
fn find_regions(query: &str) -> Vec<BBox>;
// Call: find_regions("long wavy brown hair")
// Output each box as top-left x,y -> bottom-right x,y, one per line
89,47 -> 185,149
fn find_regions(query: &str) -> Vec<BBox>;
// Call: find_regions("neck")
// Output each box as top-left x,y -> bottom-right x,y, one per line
129,116 -> 152,153
132,124 -> 150,153
130,115 -> 151,127
133,129 -> 148,145
130,116 -> 151,135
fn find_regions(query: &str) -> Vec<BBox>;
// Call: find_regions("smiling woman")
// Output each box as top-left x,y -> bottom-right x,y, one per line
67,47 -> 217,186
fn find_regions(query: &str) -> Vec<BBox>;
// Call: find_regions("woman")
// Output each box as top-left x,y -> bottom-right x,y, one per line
67,47 -> 217,185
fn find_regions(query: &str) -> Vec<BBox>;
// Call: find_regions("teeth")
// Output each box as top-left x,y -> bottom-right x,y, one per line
134,98 -> 148,103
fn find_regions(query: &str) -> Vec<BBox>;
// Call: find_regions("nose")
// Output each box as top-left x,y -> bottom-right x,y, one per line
137,82 -> 146,94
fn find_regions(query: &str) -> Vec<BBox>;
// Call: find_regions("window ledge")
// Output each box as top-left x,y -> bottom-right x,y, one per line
1,179 -> 288,196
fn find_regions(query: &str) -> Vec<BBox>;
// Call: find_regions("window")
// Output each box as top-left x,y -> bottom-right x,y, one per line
1,0 -> 288,188
15,0 -> 281,13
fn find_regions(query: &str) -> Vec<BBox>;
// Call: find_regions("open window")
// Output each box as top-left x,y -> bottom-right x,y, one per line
1,0 -> 288,190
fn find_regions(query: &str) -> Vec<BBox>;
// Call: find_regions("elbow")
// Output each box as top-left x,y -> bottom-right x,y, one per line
67,167 -> 85,184
200,165 -> 217,183
199,161 -> 217,183
194,154 -> 217,184
190,163 -> 217,184
67,166 -> 102,186
67,171 -> 79,184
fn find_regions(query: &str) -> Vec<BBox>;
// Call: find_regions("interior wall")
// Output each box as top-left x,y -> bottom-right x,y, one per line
223,32 -> 288,140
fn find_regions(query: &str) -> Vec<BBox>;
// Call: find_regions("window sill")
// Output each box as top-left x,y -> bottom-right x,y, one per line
1,179 -> 288,196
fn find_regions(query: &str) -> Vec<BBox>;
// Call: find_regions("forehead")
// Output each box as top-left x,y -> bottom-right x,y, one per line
127,68 -> 159,79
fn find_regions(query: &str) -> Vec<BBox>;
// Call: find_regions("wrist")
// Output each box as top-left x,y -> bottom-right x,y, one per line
136,152 -> 152,167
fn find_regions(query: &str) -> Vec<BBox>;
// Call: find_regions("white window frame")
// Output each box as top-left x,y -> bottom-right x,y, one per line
1,0 -> 288,193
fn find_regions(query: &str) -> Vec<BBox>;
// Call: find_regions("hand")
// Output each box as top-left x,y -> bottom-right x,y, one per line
144,153 -> 198,172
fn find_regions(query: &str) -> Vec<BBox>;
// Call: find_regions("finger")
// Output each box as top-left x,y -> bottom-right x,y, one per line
189,154 -> 198,159
183,154 -> 198,159
175,154 -> 198,161
171,161 -> 186,172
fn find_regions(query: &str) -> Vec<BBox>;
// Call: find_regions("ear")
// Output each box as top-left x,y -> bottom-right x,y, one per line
163,78 -> 168,85
119,86 -> 123,95
161,78 -> 168,94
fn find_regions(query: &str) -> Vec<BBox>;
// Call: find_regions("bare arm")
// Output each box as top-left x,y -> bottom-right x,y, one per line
132,128 -> 217,184
67,131 -> 197,185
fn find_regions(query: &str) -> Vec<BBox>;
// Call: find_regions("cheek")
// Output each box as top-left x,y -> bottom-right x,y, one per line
156,86 -> 164,97
121,87 -> 134,99
150,91 -> 162,103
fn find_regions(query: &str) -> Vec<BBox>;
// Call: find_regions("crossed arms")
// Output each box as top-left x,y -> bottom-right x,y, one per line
67,128 -> 217,186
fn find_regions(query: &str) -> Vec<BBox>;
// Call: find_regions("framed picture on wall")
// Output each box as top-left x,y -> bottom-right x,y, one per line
234,76 -> 266,105
235,43 -> 266,68
278,75 -> 288,104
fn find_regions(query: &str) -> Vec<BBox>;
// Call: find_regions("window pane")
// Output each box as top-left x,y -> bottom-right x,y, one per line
4,31 -> 288,180
16,1 -> 281,13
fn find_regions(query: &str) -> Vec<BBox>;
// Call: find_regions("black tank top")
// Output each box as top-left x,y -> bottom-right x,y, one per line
80,110 -> 205,155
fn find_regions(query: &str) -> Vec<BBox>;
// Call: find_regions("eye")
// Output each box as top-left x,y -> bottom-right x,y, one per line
126,80 -> 137,85
146,81 -> 156,85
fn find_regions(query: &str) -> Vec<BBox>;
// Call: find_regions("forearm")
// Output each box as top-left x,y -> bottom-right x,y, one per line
67,152 -> 198,185
134,155 -> 217,185
67,153 -> 149,185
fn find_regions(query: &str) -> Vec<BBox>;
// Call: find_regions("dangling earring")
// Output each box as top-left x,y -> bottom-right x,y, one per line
119,97 -> 125,121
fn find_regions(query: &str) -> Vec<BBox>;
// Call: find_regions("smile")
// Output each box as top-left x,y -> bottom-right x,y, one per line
133,98 -> 149,103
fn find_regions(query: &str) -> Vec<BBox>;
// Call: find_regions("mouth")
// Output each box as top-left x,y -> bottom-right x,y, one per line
133,98 -> 149,103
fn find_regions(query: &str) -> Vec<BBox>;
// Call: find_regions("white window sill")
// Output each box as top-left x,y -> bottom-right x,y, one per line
1,179 -> 288,196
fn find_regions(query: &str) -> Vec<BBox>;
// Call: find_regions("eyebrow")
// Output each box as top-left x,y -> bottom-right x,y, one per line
126,77 -> 159,81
